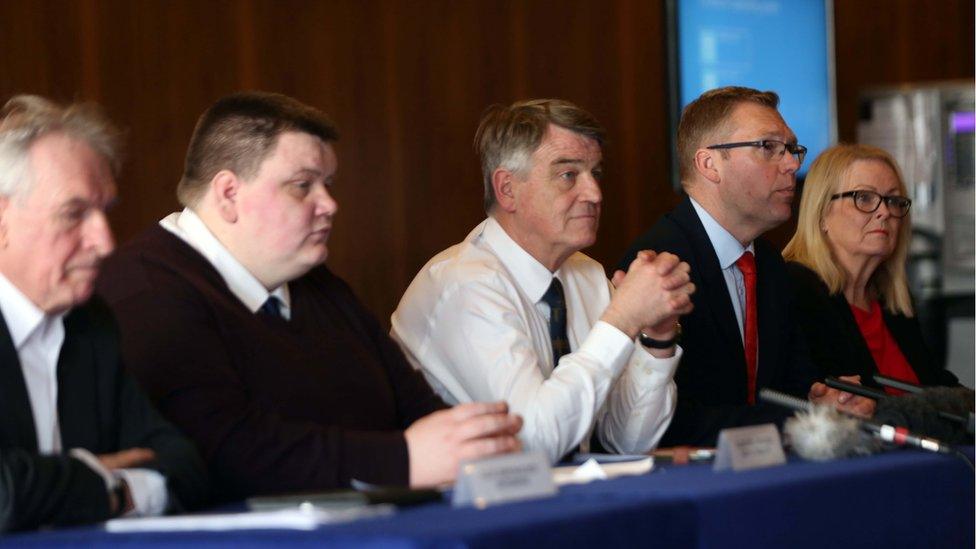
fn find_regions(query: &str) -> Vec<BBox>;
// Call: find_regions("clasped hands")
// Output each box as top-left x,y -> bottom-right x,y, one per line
605,250 -> 696,353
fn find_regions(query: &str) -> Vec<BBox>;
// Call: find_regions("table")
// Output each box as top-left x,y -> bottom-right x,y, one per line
3,448 -> 972,548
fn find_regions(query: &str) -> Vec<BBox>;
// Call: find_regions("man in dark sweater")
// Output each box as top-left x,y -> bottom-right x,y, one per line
97,92 -> 522,502
618,87 -> 875,446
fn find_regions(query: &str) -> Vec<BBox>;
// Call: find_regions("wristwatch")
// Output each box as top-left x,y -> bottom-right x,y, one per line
639,322 -> 682,349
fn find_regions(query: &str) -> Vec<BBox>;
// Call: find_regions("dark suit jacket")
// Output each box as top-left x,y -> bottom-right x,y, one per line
0,297 -> 208,532
618,196 -> 819,446
786,261 -> 959,389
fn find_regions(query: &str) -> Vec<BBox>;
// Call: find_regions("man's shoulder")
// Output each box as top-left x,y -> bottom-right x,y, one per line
97,224 -> 216,306
64,294 -> 117,337
421,237 -> 518,292
783,260 -> 826,290
618,203 -> 698,271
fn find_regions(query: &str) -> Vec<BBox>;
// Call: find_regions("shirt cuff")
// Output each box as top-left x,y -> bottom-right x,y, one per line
115,468 -> 169,517
575,320 -> 643,375
633,344 -> 683,387
68,448 -> 117,492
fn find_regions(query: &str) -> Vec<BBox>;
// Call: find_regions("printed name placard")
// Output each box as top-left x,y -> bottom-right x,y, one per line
713,423 -> 787,472
452,451 -> 556,509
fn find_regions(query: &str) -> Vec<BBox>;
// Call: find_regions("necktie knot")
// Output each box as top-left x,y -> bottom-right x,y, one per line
735,251 -> 756,276
541,278 -> 566,310
259,296 -> 284,319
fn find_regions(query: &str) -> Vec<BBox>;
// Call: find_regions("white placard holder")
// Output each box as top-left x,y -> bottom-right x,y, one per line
452,451 -> 556,509
713,423 -> 787,472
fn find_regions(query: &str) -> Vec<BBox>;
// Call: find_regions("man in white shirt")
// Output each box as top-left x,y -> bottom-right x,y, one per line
0,95 -> 207,531
392,99 -> 695,462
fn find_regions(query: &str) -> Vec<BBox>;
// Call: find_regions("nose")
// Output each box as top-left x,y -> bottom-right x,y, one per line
579,172 -> 602,205
313,184 -> 339,218
85,210 -> 115,257
780,151 -> 800,174
875,199 -> 892,219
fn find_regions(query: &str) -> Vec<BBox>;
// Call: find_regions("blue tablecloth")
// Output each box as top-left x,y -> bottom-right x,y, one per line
3,448 -> 972,548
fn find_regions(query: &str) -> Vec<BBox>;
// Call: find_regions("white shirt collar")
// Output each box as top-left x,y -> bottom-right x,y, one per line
160,208 -> 290,316
0,271 -> 62,348
689,197 -> 755,269
482,217 -> 562,303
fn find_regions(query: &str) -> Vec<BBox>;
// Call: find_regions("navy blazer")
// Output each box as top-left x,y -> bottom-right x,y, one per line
785,261 -> 958,389
618,196 -> 819,446
0,297 -> 208,531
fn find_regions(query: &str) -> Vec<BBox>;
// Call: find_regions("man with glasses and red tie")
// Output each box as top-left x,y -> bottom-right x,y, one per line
618,87 -> 875,447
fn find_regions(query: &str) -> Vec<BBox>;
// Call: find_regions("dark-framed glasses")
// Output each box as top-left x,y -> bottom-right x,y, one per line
706,139 -> 807,165
830,190 -> 912,218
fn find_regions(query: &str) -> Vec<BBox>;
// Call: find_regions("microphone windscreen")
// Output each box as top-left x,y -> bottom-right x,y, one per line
784,405 -> 878,461
873,386 -> 975,444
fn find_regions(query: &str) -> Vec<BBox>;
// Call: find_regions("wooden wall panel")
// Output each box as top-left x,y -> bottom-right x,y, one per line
0,0 -> 972,320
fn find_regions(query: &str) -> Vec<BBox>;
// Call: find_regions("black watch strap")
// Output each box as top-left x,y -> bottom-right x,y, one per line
639,323 -> 682,349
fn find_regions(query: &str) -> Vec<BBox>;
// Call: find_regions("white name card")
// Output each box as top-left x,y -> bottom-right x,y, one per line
713,423 -> 787,472
452,451 -> 556,509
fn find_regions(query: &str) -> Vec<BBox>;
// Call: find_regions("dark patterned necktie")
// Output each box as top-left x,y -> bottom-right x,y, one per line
259,296 -> 284,320
541,278 -> 570,367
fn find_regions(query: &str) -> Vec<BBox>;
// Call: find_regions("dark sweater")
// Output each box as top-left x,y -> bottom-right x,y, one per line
96,225 -> 446,502
785,261 -> 958,389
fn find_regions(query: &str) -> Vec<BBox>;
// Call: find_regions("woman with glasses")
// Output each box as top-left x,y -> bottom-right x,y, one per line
782,144 -> 958,393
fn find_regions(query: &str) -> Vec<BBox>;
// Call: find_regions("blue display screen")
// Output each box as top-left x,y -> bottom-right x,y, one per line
677,0 -> 834,176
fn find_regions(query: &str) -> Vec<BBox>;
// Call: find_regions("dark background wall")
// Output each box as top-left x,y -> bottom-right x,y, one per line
0,0 -> 972,321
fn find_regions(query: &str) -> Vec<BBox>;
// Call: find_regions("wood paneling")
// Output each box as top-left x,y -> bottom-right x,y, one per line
0,0 -> 971,319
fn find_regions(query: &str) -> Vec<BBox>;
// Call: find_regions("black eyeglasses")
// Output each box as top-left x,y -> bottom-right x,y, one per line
830,190 -> 912,218
706,139 -> 807,165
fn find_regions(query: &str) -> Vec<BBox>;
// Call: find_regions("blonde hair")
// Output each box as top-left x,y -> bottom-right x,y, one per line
783,143 -> 914,316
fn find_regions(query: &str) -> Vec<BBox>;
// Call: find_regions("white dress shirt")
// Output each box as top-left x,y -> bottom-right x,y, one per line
391,217 -> 679,463
0,273 -> 166,517
0,272 -> 65,454
160,208 -> 290,318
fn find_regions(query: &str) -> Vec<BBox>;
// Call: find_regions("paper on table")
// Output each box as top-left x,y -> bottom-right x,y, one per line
551,456 -> 654,486
105,504 -> 394,533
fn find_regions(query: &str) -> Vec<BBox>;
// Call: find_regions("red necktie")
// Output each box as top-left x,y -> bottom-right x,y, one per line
735,251 -> 758,405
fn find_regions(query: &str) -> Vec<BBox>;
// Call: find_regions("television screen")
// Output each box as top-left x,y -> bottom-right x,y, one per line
669,0 -> 835,180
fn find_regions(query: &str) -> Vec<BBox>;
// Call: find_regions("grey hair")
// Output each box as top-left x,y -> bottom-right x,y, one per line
0,95 -> 122,199
474,99 -> 605,213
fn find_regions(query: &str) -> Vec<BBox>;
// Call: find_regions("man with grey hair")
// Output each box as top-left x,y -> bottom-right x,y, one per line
0,95 -> 207,531
392,99 -> 695,462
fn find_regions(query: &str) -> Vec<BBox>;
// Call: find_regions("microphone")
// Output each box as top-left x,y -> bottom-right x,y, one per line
873,374 -> 924,394
759,389 -> 876,460
825,377 -> 974,441
759,388 -> 955,456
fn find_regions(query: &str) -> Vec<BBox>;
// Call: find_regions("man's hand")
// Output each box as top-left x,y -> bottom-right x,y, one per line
604,250 -> 695,341
96,448 -> 156,470
808,375 -> 876,418
405,401 -> 523,487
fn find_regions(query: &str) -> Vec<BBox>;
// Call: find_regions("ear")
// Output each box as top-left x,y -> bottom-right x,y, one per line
211,170 -> 242,223
693,148 -> 722,184
491,168 -> 518,213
